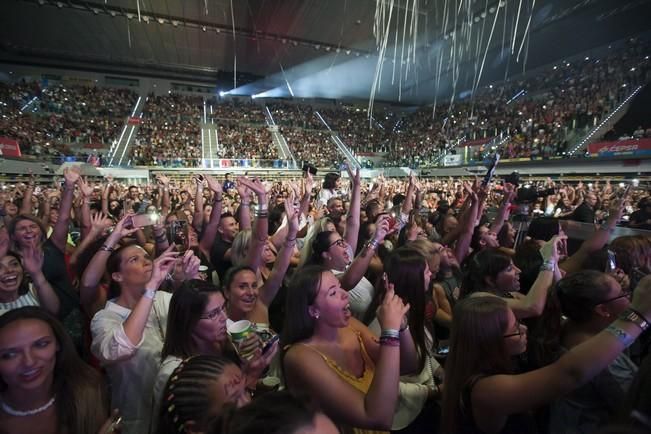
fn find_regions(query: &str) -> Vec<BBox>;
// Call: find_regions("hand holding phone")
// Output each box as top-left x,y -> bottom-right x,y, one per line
129,212 -> 159,228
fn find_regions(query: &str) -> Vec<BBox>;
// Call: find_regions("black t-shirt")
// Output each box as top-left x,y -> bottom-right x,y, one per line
630,209 -> 651,230
42,239 -> 84,352
569,203 -> 595,223
210,235 -> 233,282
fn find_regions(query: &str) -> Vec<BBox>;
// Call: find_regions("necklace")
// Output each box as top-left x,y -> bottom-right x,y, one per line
1,396 -> 55,417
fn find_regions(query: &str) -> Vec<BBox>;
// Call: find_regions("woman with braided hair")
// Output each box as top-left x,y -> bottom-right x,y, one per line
157,355 -> 250,434
151,279 -> 275,433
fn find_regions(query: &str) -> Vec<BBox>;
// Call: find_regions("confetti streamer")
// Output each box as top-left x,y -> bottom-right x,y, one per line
516,0 -> 536,63
230,0 -> 237,89
127,17 -> 132,48
136,0 -> 141,22
511,0 -> 523,54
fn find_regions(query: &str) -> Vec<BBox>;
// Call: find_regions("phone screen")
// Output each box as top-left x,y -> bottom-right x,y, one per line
130,213 -> 159,228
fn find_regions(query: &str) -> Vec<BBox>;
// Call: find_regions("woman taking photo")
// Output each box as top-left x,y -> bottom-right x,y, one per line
282,265 -> 418,433
460,236 -> 564,319
442,274 -> 651,434
364,247 -> 444,433
0,307 -> 109,434
90,243 -> 180,434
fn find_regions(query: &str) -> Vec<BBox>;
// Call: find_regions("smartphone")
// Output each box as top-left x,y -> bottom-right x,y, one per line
103,415 -> 122,434
622,183 -> 632,198
302,163 -> 317,176
130,213 -> 159,228
605,249 -> 617,273
482,153 -> 500,186
262,334 -> 280,354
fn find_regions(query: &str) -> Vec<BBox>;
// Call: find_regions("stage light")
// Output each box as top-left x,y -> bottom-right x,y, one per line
219,91 -> 226,97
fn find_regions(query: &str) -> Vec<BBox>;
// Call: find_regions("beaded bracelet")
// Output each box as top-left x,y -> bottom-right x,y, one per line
379,336 -> 400,347
100,244 -> 115,253
381,329 -> 400,339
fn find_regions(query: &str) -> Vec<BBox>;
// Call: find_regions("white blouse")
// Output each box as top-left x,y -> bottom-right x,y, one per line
90,292 -> 172,434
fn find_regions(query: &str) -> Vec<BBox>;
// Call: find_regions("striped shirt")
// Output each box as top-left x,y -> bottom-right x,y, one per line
0,287 -> 40,316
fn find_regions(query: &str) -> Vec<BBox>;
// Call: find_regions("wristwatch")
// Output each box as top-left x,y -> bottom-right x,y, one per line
619,308 -> 649,332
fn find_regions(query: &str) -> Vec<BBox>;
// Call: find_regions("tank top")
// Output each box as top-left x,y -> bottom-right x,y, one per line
459,374 -> 537,434
297,330 -> 388,434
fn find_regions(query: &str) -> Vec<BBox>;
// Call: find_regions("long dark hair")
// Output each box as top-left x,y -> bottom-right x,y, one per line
105,242 -> 141,298
0,307 -> 108,434
526,217 -> 560,242
441,297 -> 513,434
322,172 -> 340,190
281,265 -> 328,349
306,231 -> 335,266
1,251 -> 30,297
364,247 -> 430,371
158,355 -> 237,434
460,248 -> 512,297
161,279 -> 225,360
556,270 -> 614,324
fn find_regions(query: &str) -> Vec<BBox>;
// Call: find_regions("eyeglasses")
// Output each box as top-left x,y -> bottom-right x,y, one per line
503,319 -> 524,339
593,290 -> 632,306
199,305 -> 226,320
328,238 -> 347,249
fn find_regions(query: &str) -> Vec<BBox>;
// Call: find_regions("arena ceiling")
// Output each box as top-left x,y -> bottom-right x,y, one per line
1,0 -> 650,104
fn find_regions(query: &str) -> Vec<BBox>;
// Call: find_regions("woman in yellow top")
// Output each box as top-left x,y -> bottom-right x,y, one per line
282,264 -> 419,433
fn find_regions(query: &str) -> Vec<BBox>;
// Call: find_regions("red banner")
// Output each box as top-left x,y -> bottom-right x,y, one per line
127,117 -> 142,125
85,142 -> 106,149
0,137 -> 22,157
588,138 -> 651,156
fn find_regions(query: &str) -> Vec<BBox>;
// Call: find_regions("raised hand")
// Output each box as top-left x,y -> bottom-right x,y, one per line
238,176 -> 267,198
539,234 -> 567,264
63,166 -> 81,186
108,212 -> 139,240
146,246 -> 179,290
89,212 -> 112,239
286,193 -> 300,234
176,250 -> 201,281
606,195 -> 627,225
21,244 -> 44,275
345,165 -> 361,188
235,179 -> 251,203
242,338 -> 278,381
372,213 -> 393,242
377,283 -> 410,331
156,173 -> 170,187
78,177 -> 93,198
303,171 -> 314,196
204,174 -> 222,194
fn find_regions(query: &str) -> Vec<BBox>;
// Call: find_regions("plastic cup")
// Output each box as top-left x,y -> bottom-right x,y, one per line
227,320 -> 253,343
